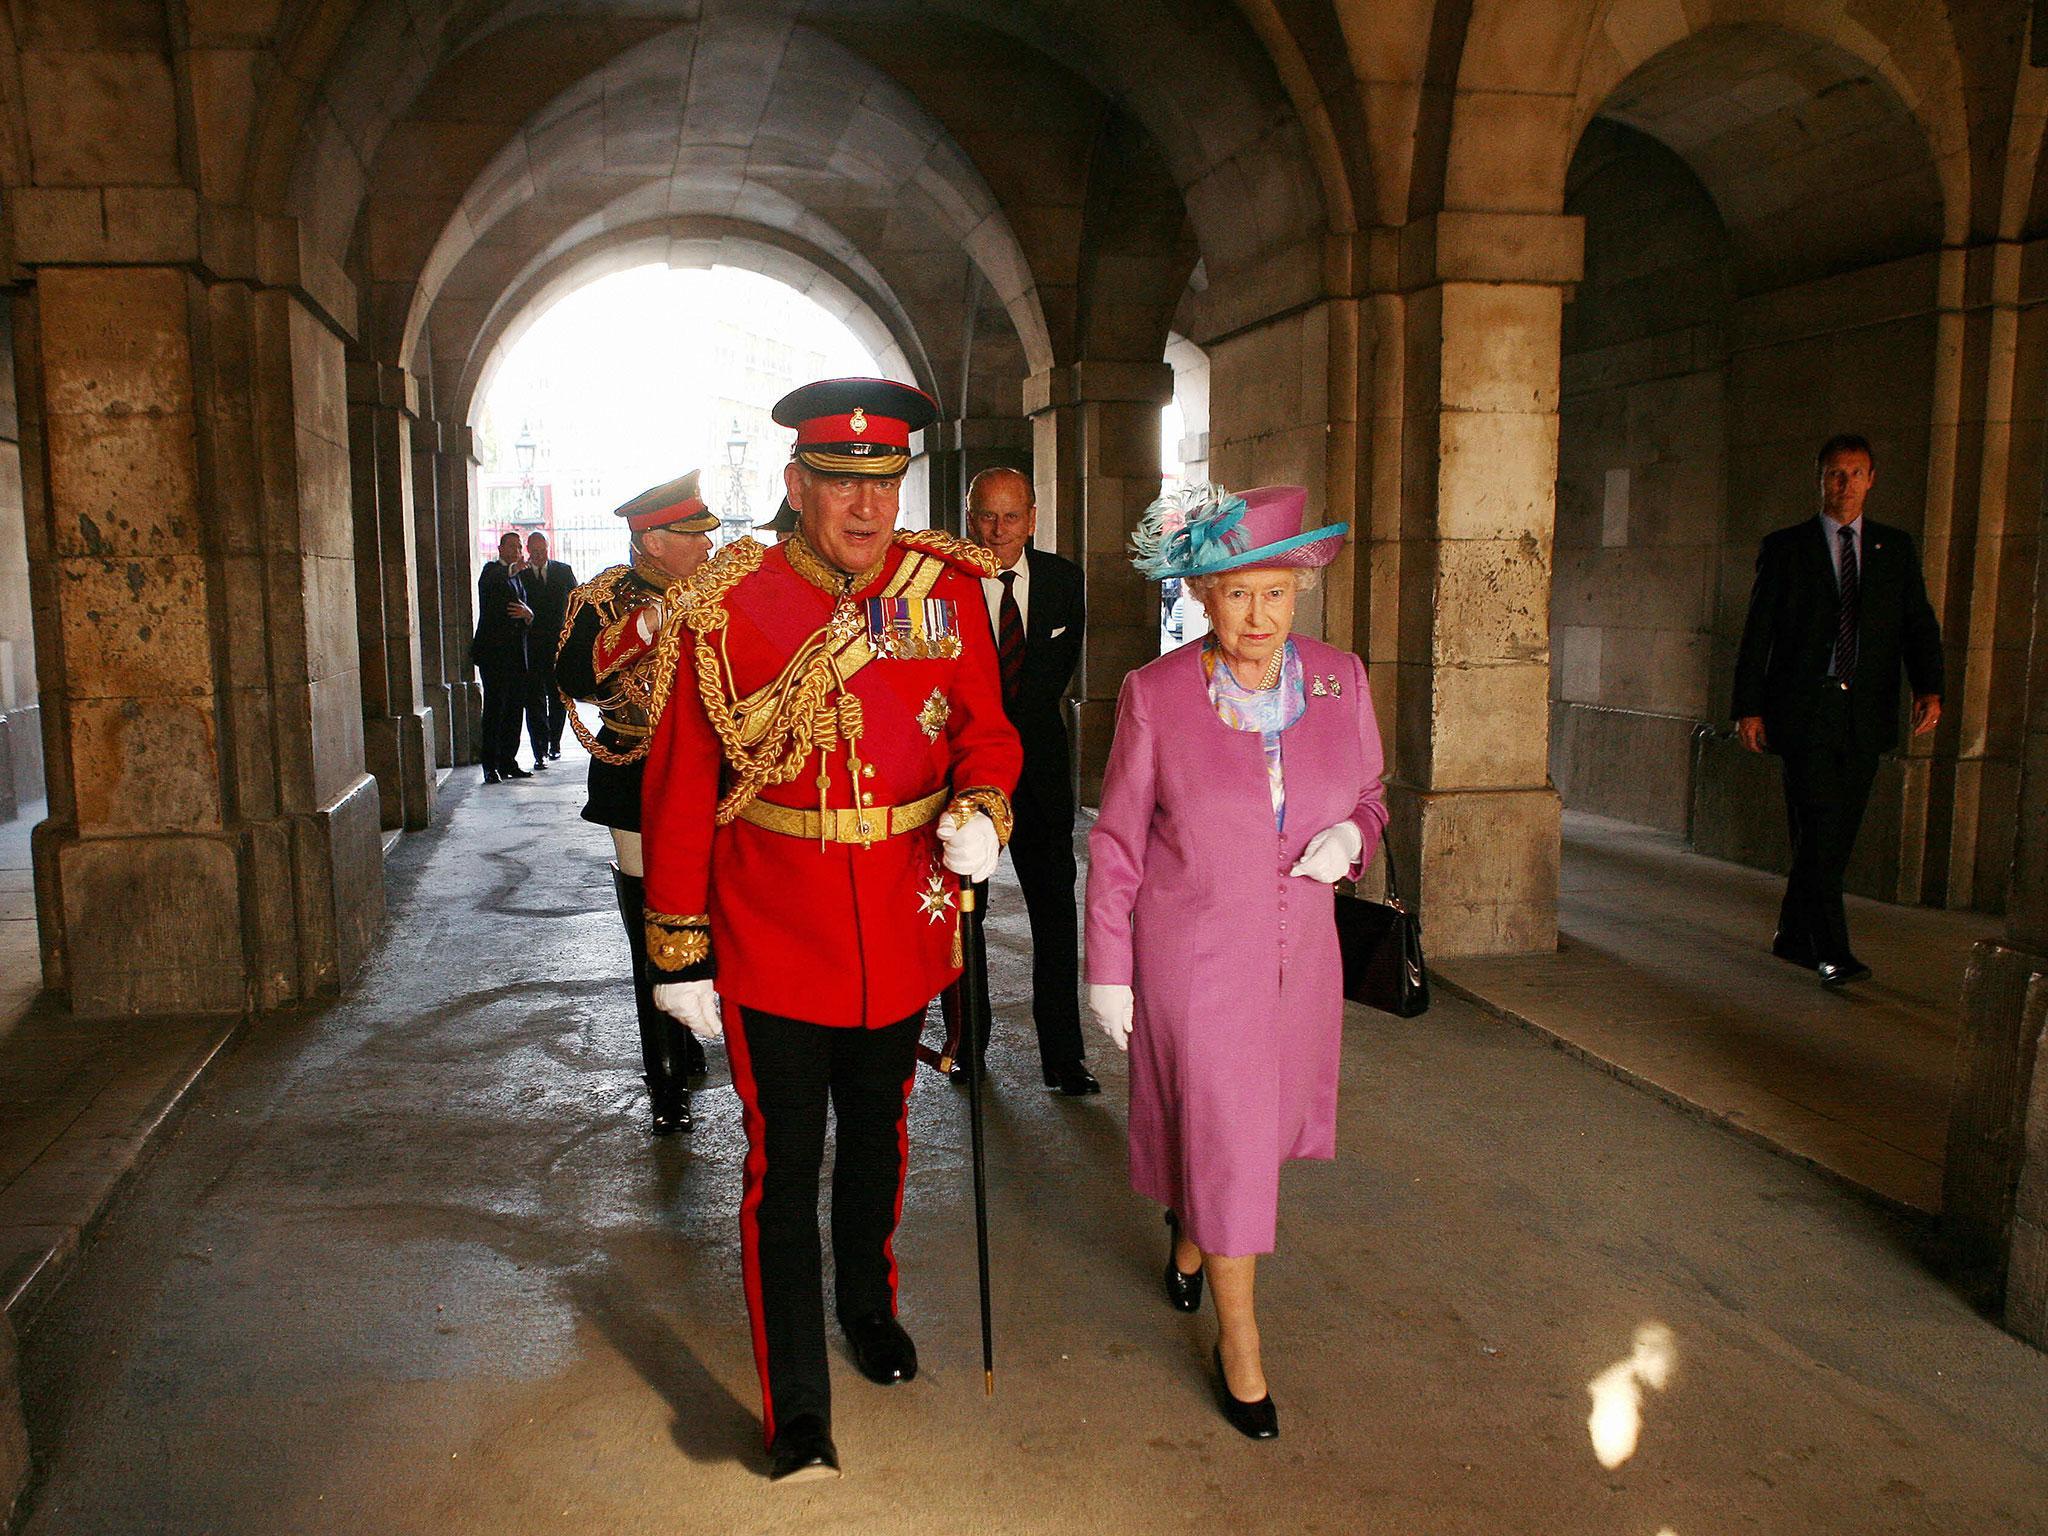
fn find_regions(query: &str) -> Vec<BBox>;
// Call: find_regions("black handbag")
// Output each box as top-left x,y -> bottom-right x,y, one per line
1335,840 -> 1429,1017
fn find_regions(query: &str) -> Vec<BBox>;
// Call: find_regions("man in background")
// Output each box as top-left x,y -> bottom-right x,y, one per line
966,466 -> 1097,1095
520,530 -> 577,768
1733,434 -> 1944,987
471,530 -> 533,784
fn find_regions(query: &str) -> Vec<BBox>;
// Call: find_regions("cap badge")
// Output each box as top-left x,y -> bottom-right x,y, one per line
850,407 -> 867,435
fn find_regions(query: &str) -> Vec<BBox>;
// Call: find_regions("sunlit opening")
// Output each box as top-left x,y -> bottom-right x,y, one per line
475,265 -> 880,576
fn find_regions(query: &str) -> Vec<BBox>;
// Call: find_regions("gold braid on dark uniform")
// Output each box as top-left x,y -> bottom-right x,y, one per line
556,566 -> 662,767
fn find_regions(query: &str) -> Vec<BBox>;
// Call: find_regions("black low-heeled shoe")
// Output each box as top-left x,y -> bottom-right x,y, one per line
1163,1211 -> 1203,1313
1212,1344 -> 1279,1440
767,1414 -> 841,1483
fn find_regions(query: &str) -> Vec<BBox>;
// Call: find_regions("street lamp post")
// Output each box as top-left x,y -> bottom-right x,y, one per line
513,422 -> 543,533
720,419 -> 753,547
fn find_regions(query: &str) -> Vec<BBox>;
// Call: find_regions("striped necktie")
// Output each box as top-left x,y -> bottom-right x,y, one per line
998,570 -> 1025,707
1833,524 -> 1859,687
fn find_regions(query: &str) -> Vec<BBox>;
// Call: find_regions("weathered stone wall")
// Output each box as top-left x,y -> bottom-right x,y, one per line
1555,123 -> 1730,833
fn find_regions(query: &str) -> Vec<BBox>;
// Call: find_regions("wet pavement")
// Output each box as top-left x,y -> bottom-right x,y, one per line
14,748 -> 2048,1534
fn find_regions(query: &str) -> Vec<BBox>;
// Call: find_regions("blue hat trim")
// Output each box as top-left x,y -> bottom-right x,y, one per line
1176,522 -> 1350,577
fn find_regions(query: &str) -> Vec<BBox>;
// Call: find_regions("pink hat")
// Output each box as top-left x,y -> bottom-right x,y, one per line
1129,483 -> 1347,579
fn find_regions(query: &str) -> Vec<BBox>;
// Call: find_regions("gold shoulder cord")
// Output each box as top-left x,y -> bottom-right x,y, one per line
895,527 -> 999,577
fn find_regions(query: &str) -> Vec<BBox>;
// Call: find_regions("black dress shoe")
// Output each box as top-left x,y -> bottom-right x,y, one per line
767,1414 -> 840,1483
1213,1344 -> 1278,1440
648,1085 -> 693,1135
531,757 -> 548,771
841,1309 -> 918,1384
1818,957 -> 1872,988
548,748 -> 561,760
1043,1061 -> 1102,1096
1163,1211 -> 1203,1313
1771,930 -> 1817,969
482,769 -> 500,785
502,764 -> 533,779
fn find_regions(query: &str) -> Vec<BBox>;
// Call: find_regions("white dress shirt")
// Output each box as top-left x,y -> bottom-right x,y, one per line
980,553 -> 1029,639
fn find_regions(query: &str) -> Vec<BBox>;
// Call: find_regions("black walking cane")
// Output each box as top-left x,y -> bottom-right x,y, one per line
955,879 -> 996,1395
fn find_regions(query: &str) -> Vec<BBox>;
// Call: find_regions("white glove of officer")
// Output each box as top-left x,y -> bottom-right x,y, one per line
936,811 -> 1000,883
1290,819 -> 1363,884
654,979 -> 722,1041
633,601 -> 664,647
1089,983 -> 1134,1052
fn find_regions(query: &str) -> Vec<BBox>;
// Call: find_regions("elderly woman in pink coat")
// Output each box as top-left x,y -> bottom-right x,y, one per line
1085,483 -> 1387,1441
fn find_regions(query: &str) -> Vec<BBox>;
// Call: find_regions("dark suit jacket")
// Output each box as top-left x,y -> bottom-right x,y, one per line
1731,516 -> 1943,755
1001,545 -> 1085,811
519,559 -> 577,664
470,562 -> 530,672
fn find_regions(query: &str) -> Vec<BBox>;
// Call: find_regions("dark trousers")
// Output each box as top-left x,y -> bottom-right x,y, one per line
724,1006 -> 922,1441
1777,688 -> 1879,966
477,661 -> 528,772
526,657 -> 566,758
1007,777 -> 1084,1069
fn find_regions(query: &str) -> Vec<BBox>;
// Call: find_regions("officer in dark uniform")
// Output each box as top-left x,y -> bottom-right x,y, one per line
555,472 -> 717,1132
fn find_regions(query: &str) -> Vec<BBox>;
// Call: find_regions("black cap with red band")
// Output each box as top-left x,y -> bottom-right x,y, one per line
773,377 -> 938,479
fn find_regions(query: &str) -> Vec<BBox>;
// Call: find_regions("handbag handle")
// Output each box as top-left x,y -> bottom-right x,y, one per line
1378,833 -> 1408,911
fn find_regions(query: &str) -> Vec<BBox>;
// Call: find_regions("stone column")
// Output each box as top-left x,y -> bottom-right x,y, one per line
346,360 -> 436,831
1379,212 -> 1583,956
1026,361 -> 1173,801
436,423 -> 483,767
19,249 -> 383,1015
410,416 -> 453,770
1944,416 -> 2048,1338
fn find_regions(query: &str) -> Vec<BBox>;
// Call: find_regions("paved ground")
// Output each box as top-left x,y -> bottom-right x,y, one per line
1439,813 -> 1999,1215
15,753 -> 2048,1534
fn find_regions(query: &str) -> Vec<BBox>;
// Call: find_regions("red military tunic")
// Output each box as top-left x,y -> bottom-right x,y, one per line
639,529 -> 1022,1028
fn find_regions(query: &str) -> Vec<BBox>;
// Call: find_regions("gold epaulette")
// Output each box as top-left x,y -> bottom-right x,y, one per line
894,527 -> 998,579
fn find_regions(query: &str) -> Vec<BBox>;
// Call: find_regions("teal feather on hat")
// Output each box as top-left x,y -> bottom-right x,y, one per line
1129,483 -> 1250,579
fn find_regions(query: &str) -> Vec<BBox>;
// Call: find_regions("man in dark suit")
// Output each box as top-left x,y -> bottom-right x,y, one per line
519,530 -> 577,768
1733,434 -> 1944,987
966,466 -> 1098,1094
471,530 -> 534,784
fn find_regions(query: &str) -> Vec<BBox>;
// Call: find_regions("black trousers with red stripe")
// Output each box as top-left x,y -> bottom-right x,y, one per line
726,1006 -> 922,1440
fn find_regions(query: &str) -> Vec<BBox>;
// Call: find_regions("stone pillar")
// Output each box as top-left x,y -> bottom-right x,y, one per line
1026,361 -> 1174,801
410,416 -> 453,770
1944,445 -> 2048,1337
346,360 -> 435,831
20,251 -> 383,1015
436,423 -> 483,767
1379,212 -> 1583,956
924,415 -> 1032,538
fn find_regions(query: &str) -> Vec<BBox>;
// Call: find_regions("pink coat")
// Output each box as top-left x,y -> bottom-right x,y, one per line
1085,636 -> 1387,1256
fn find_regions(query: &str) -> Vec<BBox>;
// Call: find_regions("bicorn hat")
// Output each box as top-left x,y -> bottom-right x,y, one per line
757,496 -> 799,534
614,470 -> 717,534
1129,484 -> 1346,580
773,377 -> 938,479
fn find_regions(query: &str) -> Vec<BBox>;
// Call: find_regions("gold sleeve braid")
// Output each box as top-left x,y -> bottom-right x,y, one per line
947,786 -> 1015,845
645,911 -> 710,972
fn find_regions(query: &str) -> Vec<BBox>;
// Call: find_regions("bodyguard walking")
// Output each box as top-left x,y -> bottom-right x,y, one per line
472,530 -> 533,784
1733,434 -> 1944,986
520,531 -> 577,767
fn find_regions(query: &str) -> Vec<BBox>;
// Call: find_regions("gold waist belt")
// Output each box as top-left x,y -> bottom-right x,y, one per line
736,786 -> 948,846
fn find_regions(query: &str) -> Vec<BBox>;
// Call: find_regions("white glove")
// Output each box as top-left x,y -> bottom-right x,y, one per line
1089,983 -> 1134,1052
1290,819 -> 1363,883
633,602 -> 664,646
654,979 -> 722,1040
936,811 -> 1000,882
